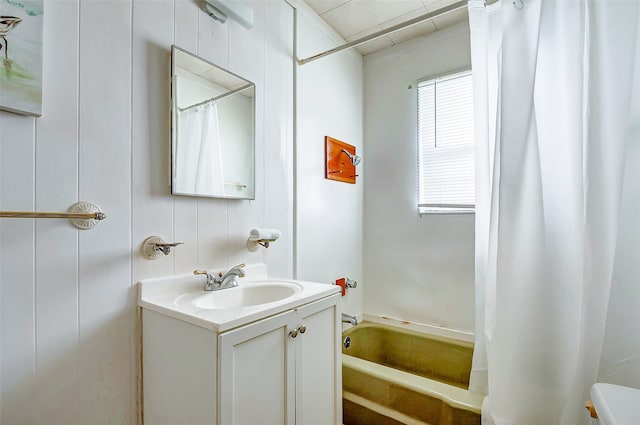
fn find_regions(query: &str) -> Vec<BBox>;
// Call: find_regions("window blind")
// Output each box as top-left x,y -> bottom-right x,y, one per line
417,70 -> 475,213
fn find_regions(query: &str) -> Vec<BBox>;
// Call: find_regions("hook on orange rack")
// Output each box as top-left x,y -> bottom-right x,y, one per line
325,136 -> 358,184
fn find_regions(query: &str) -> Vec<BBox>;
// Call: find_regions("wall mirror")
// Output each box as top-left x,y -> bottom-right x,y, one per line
171,45 -> 255,199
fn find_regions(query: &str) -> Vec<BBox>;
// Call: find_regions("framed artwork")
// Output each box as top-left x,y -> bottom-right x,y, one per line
0,0 -> 43,117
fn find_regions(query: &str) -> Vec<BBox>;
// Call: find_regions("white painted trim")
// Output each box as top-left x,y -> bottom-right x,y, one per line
285,0 -> 362,64
284,0 -> 346,46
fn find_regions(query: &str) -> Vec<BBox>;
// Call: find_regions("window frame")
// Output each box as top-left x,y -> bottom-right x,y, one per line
417,68 -> 475,216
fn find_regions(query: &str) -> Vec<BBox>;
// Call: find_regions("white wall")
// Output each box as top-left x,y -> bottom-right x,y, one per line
295,3 -> 364,318
362,22 -> 474,332
0,1 -> 293,423
598,110 -> 640,387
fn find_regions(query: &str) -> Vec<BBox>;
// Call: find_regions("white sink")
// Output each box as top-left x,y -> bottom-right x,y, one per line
174,280 -> 302,310
591,383 -> 640,425
138,263 -> 340,332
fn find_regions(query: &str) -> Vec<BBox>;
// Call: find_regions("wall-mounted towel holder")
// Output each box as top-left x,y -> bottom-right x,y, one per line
247,228 -> 281,251
247,239 -> 274,251
0,201 -> 106,230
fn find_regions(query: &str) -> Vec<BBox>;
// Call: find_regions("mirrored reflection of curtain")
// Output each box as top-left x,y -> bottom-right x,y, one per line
174,103 -> 224,195
469,1 -> 640,424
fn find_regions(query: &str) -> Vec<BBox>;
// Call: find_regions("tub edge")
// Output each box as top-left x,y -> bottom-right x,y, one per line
342,354 -> 484,414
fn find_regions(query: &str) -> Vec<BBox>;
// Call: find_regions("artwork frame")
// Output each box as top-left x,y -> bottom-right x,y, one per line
0,0 -> 43,117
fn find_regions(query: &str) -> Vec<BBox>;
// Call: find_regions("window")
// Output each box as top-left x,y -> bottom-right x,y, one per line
417,70 -> 475,214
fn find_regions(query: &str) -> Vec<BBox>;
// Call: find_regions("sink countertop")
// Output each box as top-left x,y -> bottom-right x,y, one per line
590,383 -> 640,425
138,263 -> 340,333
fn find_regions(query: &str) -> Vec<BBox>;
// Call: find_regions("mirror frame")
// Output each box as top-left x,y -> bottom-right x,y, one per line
170,45 -> 256,200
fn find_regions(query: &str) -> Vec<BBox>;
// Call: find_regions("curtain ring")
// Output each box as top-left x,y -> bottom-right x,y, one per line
513,0 -> 524,10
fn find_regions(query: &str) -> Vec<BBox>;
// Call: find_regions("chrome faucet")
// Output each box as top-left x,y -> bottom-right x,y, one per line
342,313 -> 358,325
194,263 -> 246,291
219,263 -> 245,288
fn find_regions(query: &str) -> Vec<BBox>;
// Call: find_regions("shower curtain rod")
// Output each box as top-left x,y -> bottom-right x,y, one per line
297,0 -> 468,65
179,83 -> 253,112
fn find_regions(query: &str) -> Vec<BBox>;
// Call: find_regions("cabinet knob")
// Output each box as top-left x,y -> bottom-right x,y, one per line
289,329 -> 298,338
299,325 -> 306,334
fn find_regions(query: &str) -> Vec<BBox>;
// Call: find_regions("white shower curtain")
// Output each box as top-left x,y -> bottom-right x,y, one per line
469,1 -> 640,424
174,103 -> 224,195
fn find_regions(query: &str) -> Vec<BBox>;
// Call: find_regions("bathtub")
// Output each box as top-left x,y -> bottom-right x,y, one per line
342,321 -> 483,425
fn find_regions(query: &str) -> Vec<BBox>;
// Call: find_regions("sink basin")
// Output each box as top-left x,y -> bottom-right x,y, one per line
174,280 -> 303,310
138,263 -> 341,332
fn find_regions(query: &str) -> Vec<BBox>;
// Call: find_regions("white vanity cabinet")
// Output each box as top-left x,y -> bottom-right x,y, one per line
142,289 -> 341,425
219,293 -> 341,425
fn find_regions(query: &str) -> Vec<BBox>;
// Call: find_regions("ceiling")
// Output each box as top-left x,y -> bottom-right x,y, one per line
303,0 -> 469,56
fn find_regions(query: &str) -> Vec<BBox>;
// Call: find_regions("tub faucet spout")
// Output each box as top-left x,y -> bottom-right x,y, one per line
342,313 -> 357,325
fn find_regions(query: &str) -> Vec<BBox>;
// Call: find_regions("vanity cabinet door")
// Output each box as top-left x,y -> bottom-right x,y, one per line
218,310 -> 297,425
217,293 -> 341,425
295,293 -> 342,425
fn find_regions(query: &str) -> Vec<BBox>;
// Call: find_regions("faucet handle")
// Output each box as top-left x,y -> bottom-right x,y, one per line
232,263 -> 246,269
194,269 -> 215,280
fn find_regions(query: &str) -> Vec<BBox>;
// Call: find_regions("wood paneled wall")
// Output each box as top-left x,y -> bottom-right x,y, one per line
0,1 -> 293,423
